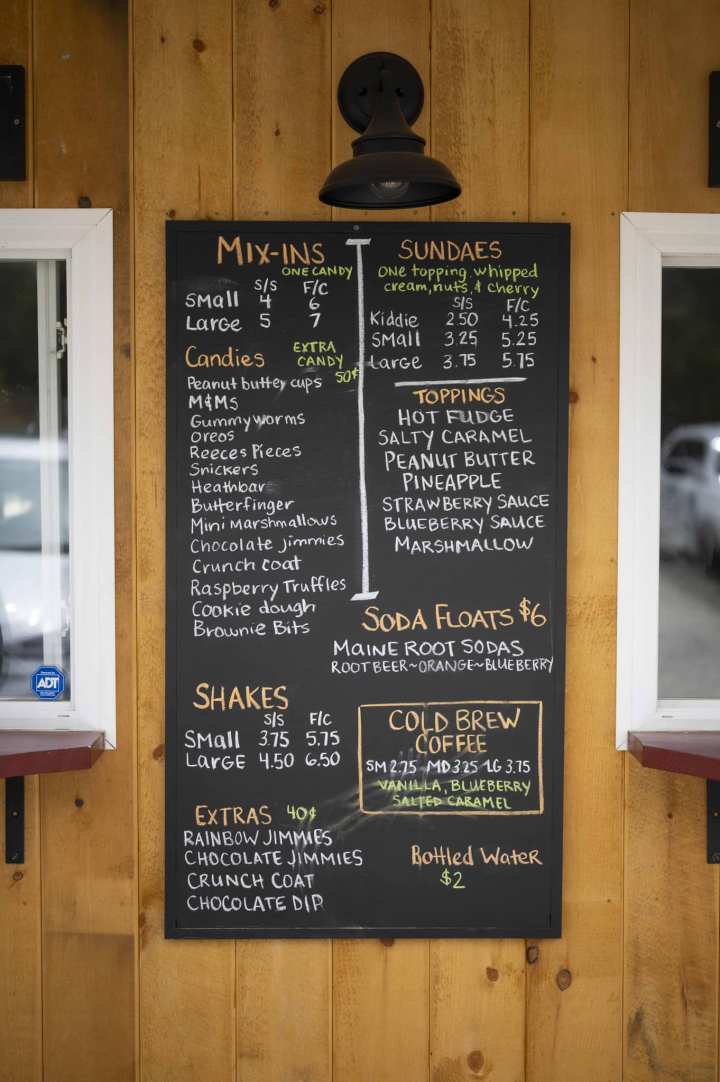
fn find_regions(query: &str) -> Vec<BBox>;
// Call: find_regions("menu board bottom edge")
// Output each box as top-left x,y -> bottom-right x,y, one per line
164,923 -> 563,941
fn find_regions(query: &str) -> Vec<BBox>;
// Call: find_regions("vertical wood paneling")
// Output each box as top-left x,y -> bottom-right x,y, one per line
236,940 -> 331,1082
625,762 -> 718,1080
0,5 -> 41,1082
431,0 -> 529,223
234,3 -> 332,1079
429,941 -> 526,1082
527,1 -> 627,1078
0,0 -> 31,55
334,937 -> 430,1082
234,0 -> 330,220
0,0 -> 33,209
428,5 -> 529,1080
32,1 -> 136,1079
630,0 -> 720,213
331,3 -> 431,1080
133,3 -> 235,1080
626,4 -> 720,1078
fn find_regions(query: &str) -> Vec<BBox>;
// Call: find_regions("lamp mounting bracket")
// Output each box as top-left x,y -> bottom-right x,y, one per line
337,52 -> 424,134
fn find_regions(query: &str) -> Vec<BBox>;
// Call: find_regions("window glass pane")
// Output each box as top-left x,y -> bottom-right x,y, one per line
0,260 -> 70,701
659,267 -> 720,698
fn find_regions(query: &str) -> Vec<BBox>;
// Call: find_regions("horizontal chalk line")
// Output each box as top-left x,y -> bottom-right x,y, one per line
393,376 -> 528,387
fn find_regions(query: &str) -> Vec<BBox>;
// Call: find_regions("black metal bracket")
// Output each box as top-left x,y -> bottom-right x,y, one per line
5,776 -> 24,864
707,780 -> 720,863
337,53 -> 424,134
0,66 -> 26,181
709,72 -> 720,186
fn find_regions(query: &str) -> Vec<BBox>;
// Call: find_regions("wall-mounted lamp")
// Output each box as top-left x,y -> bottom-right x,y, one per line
319,52 -> 461,210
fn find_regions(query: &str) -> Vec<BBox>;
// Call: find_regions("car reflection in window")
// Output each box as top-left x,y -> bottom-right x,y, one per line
660,425 -> 720,570
0,437 -> 69,698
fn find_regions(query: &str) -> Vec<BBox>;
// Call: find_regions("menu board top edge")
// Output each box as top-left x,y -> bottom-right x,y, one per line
165,219 -> 571,237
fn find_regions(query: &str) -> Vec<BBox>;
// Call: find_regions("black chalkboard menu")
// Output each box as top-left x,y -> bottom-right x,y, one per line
165,221 -> 569,939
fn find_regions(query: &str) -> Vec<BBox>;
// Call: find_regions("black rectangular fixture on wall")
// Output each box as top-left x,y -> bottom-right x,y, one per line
0,66 -> 25,181
710,72 -> 720,187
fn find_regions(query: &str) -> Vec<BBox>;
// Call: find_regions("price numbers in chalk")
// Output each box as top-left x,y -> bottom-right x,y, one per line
304,709 -> 341,768
286,804 -> 317,824
363,756 -> 533,777
258,727 -> 290,748
442,295 -> 543,373
253,277 -> 276,329
501,298 -> 540,369
443,296 -> 479,370
445,296 -> 479,328
258,751 -> 295,770
440,869 -> 466,890
518,597 -> 547,627
304,279 -> 326,329
258,710 -> 343,773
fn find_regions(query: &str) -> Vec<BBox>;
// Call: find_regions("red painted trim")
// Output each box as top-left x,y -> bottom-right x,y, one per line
628,731 -> 720,781
0,731 -> 104,778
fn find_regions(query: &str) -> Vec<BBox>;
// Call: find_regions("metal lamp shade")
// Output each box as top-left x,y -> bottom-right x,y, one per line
319,150 -> 461,209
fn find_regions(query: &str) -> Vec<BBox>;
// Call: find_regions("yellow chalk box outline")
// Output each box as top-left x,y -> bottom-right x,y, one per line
357,700 -> 544,816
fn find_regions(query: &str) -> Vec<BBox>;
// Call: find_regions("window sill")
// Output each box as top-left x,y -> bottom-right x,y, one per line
0,729 -> 104,778
628,730 -> 720,781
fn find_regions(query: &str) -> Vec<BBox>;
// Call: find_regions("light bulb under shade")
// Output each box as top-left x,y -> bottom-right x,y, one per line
369,179 -> 411,202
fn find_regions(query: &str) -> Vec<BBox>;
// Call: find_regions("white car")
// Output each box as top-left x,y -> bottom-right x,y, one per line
660,423 -> 720,570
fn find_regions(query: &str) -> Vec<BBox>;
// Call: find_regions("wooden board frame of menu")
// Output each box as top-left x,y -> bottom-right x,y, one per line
165,221 -> 569,940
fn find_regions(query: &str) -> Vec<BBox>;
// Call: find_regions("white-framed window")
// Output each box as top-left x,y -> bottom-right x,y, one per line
617,212 -> 720,749
0,210 -> 115,744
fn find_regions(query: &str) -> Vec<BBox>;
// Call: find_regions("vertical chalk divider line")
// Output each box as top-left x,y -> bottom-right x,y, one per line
346,236 -> 378,601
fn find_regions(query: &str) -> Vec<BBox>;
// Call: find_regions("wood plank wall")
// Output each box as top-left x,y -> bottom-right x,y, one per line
0,1 -> 719,1079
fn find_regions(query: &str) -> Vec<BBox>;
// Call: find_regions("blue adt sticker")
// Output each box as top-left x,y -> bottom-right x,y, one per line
31,665 -> 65,700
